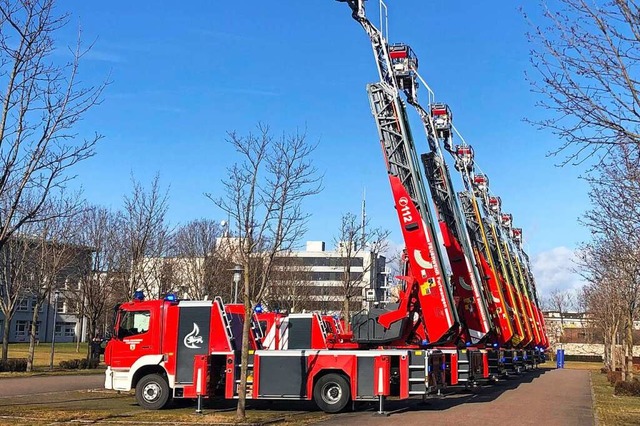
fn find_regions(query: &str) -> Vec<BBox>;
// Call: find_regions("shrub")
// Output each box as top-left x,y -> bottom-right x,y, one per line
608,370 -> 622,384
59,358 -> 100,370
614,379 -> 640,397
78,358 -> 100,369
600,367 -> 609,374
59,359 -> 80,369
0,358 -> 28,372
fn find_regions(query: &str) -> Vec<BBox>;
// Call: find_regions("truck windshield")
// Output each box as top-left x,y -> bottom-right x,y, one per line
117,310 -> 151,339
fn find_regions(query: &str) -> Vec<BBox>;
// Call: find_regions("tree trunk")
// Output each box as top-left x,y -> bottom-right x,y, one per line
236,267 -> 252,422
622,320 -> 629,382
626,314 -> 634,381
343,297 -> 350,333
622,344 -> 628,381
77,291 -> 85,353
2,317 -> 11,362
610,328 -> 618,371
603,332 -> 611,371
86,317 -> 94,361
26,303 -> 42,372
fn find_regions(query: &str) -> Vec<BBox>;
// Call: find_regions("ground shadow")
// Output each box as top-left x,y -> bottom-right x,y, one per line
191,367 -> 551,416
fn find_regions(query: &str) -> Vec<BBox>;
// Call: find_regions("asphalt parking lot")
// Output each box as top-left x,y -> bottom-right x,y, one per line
0,367 -> 593,425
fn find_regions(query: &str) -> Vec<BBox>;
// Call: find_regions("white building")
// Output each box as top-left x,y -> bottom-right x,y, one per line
267,241 -> 387,313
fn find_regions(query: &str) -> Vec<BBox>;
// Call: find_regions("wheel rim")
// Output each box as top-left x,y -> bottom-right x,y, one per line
321,382 -> 342,405
143,382 -> 162,402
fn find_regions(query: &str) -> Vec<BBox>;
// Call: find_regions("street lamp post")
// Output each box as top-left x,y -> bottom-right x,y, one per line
49,289 -> 60,370
232,265 -> 243,304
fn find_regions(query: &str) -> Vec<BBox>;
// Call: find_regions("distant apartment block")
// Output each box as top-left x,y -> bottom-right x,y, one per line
268,241 -> 387,313
0,237 -> 92,344
141,239 -> 388,314
543,311 -> 640,345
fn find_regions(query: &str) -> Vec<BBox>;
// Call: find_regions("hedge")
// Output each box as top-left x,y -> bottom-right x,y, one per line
0,358 -> 28,372
59,358 -> 100,370
615,379 -> 640,397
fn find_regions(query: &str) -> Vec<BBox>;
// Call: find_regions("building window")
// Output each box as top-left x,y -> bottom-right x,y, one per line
15,320 -> 28,336
56,299 -> 64,314
15,320 -> 41,337
299,257 -> 364,268
16,299 -> 28,312
304,271 -> 363,282
55,322 -> 75,337
64,323 -> 75,337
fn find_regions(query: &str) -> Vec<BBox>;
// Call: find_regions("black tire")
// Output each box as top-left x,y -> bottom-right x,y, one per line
313,373 -> 350,413
135,373 -> 171,410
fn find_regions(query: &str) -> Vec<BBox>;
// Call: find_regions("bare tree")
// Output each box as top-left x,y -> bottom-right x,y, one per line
24,198 -> 86,371
578,237 -> 629,372
0,0 -> 106,251
545,288 -> 575,329
266,254 -> 314,313
0,228 -> 32,360
171,219 -> 232,299
0,0 -> 105,361
582,145 -> 640,245
578,145 -> 640,380
211,124 -> 322,421
525,0 -> 640,165
333,211 -> 389,331
122,174 -> 171,298
70,205 -> 124,360
526,0 -> 640,379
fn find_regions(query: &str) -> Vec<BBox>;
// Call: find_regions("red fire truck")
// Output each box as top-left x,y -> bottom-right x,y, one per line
104,294 -> 447,412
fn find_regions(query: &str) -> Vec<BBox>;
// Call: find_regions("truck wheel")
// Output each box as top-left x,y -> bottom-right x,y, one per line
313,373 -> 350,413
136,374 -> 171,410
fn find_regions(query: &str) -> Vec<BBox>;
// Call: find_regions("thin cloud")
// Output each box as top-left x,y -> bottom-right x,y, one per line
51,45 -> 124,63
532,246 -> 585,296
85,49 -> 125,63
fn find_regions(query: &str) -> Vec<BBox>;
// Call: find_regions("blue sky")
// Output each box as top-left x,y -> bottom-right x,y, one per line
59,1 -> 587,296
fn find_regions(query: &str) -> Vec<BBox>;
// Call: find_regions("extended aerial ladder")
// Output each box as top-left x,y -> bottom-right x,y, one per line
464,173 -> 527,347
338,0 -> 459,346
455,147 -> 550,355
454,163 -> 515,347
338,0 -> 548,363
490,202 -> 536,348
496,210 -> 550,358
501,219 -> 543,347
492,209 -> 534,347
512,229 -> 549,348
384,43 -> 494,346
452,153 -> 537,375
